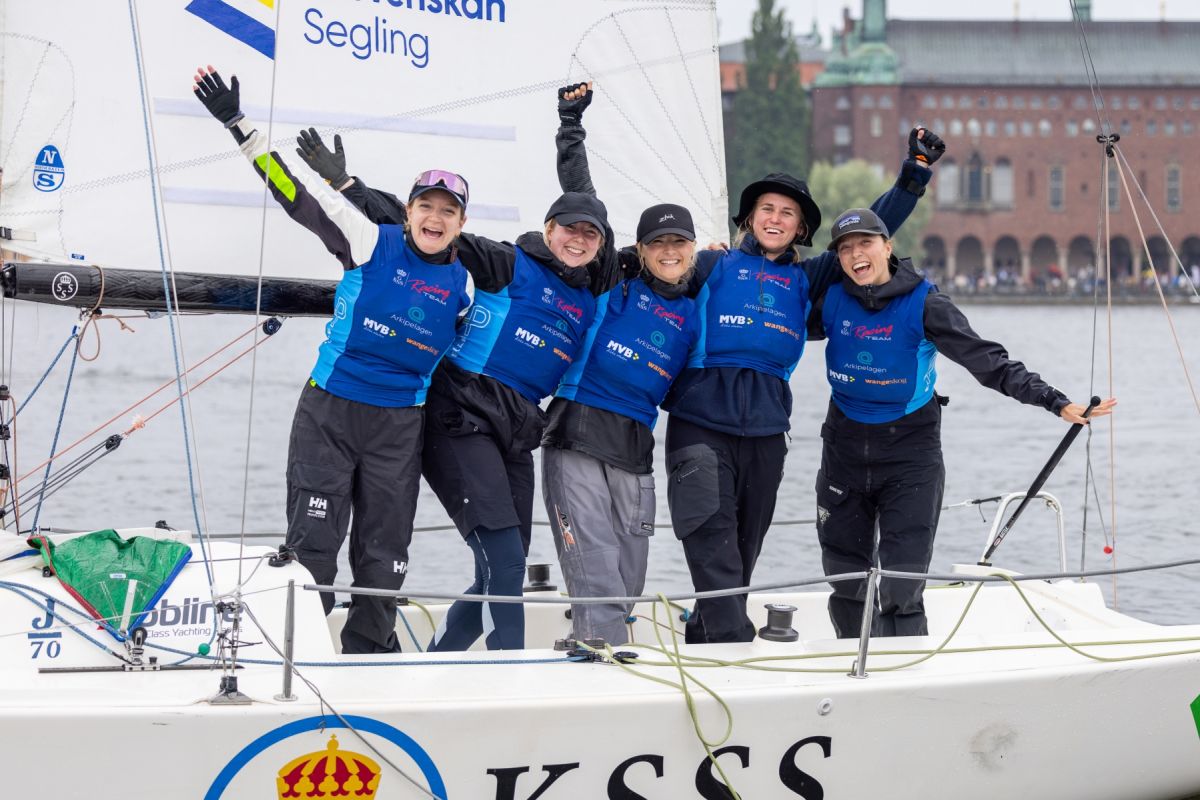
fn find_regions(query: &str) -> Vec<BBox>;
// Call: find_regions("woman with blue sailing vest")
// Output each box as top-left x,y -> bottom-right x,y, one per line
816,208 -> 1116,639
542,201 -> 700,646
297,83 -> 620,651
661,130 -> 944,644
541,81 -> 703,646
192,67 -> 474,654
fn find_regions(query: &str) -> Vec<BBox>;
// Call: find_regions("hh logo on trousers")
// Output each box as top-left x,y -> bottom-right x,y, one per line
307,495 -> 328,519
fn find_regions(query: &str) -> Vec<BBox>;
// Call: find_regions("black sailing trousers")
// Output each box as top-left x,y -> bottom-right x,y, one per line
815,398 -> 945,639
665,415 -> 787,643
284,382 -> 423,654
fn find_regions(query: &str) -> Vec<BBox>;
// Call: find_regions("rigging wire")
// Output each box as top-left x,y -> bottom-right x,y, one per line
237,0 -> 286,594
8,323 -> 276,491
124,1 -> 216,595
1110,150 -> 1200,417
1067,0 -> 1121,602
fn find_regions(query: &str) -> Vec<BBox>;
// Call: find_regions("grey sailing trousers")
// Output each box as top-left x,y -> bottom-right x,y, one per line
541,447 -> 656,645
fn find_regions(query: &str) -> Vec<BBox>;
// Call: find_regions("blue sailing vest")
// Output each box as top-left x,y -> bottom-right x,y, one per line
310,225 -> 472,407
556,277 -> 698,428
687,249 -> 809,380
822,279 -> 937,423
448,247 -> 596,402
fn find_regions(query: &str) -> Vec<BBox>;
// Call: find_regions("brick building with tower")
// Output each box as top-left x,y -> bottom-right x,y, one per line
725,0 -> 1200,291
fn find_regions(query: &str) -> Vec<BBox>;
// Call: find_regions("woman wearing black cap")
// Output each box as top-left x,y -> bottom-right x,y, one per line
816,208 -> 1115,638
659,130 -> 945,644
540,203 -> 701,646
193,67 -> 475,654
296,82 -> 620,651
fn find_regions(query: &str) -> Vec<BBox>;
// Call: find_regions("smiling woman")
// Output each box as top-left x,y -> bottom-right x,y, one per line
192,66 -> 476,654
658,130 -> 940,645
814,206 -> 1115,639
310,81 -> 622,654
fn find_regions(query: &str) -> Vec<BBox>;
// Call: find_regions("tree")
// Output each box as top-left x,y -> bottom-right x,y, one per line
724,0 -> 809,233
804,159 -> 932,264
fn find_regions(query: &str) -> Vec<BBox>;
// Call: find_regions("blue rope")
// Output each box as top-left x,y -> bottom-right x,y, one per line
398,609 -> 426,652
31,338 -> 80,532
14,328 -> 78,419
124,2 -> 213,587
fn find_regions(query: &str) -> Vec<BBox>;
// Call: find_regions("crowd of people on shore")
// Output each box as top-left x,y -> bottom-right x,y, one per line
927,264 -> 1200,299
194,65 -> 1113,654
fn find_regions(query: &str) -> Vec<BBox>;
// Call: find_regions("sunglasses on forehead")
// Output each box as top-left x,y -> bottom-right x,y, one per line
411,169 -> 469,203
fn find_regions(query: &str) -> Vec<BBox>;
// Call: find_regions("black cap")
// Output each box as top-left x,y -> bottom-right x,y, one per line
545,191 -> 608,231
732,173 -> 822,248
826,208 -> 890,251
636,203 -> 695,244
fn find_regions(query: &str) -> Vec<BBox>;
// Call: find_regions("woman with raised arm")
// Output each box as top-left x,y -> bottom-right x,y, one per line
659,131 -> 944,644
296,82 -> 620,651
816,208 -> 1115,639
193,67 -> 474,654
537,83 -> 702,646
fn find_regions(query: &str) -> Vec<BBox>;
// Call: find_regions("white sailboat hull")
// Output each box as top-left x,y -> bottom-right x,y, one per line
3,538 -> 1198,799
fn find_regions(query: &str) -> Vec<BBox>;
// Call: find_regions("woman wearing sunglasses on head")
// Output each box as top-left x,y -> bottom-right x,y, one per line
193,66 -> 474,655
295,83 -> 620,651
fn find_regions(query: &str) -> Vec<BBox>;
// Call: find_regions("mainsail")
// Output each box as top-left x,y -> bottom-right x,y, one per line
0,0 -> 728,291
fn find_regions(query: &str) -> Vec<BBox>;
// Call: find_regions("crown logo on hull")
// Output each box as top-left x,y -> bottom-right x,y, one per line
277,735 -> 381,799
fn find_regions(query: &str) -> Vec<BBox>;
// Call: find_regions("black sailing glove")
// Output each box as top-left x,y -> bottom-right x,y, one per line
908,127 -> 946,165
296,128 -> 350,188
193,69 -> 244,129
558,82 -> 594,125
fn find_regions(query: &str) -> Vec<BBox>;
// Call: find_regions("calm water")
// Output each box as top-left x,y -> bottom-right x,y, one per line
6,302 -> 1199,624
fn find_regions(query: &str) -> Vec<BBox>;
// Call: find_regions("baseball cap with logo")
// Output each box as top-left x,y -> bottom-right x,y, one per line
827,208 -> 891,251
636,203 -> 696,244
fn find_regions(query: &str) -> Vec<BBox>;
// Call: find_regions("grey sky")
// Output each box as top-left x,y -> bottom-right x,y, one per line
714,0 -> 1200,45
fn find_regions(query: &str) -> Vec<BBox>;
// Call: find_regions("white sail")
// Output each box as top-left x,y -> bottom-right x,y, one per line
0,0 -> 727,278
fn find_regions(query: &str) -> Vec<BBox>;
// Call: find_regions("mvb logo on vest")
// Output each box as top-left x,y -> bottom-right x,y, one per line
718,314 -> 754,327
515,327 -> 546,348
605,340 -> 639,361
828,369 -> 855,383
363,317 -> 398,337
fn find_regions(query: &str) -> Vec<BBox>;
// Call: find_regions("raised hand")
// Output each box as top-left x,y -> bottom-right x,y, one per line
193,65 -> 244,128
908,127 -> 946,165
296,128 -> 350,188
558,81 -> 594,125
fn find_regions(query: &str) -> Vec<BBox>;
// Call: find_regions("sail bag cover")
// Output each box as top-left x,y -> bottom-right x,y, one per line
31,530 -> 191,641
